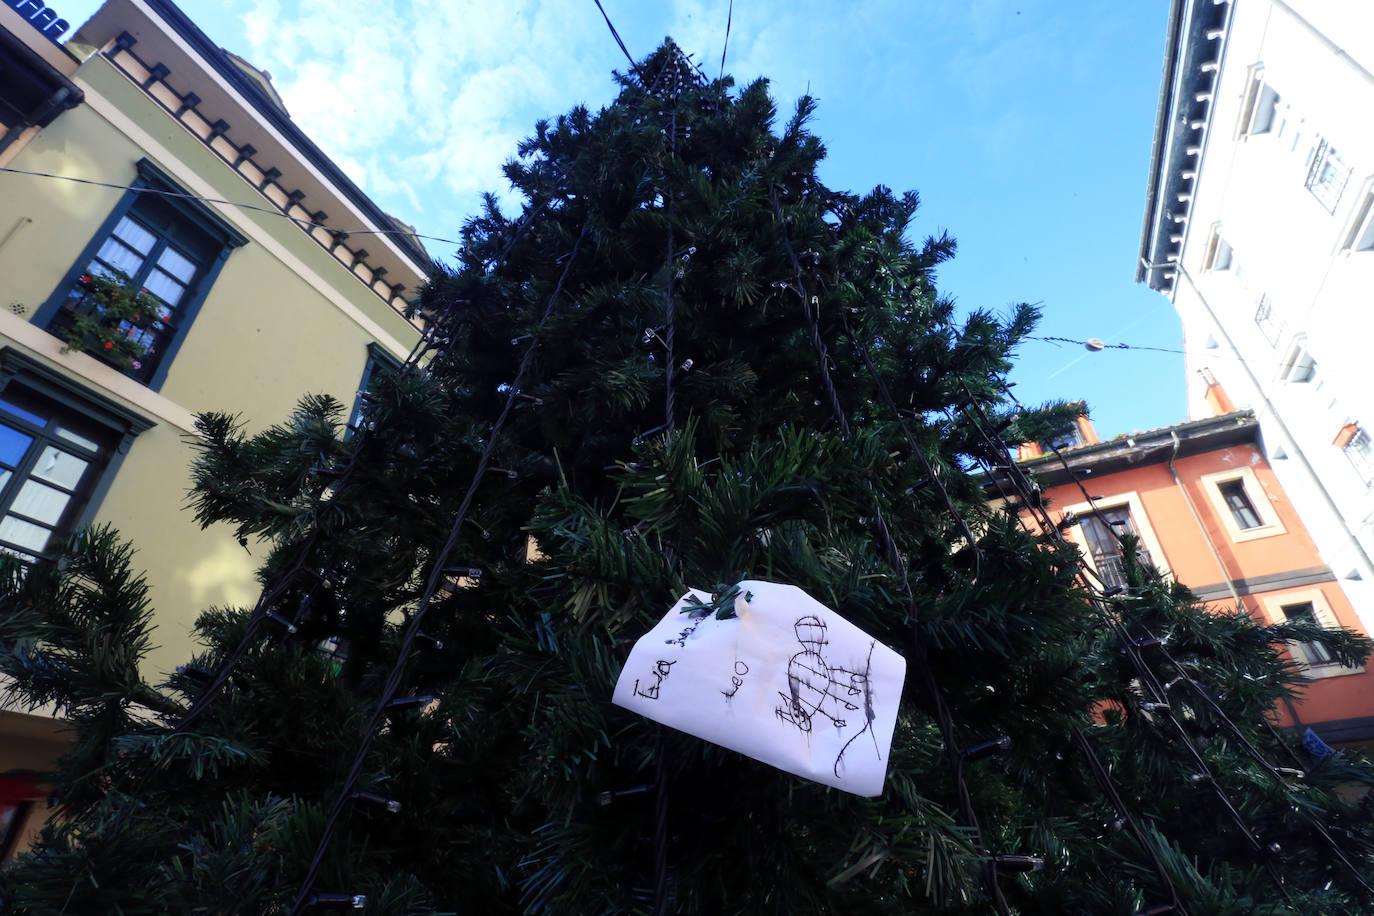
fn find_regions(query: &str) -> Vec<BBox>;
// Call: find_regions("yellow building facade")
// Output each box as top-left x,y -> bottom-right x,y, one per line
0,0 -> 427,856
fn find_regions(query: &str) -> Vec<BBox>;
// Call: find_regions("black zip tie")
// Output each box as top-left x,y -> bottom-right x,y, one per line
385,695 -> 435,710
597,783 -> 655,806
415,632 -> 445,651
993,855 -> 1044,873
350,791 -> 401,814
266,611 -> 298,634
963,736 -> 1012,761
304,893 -> 366,909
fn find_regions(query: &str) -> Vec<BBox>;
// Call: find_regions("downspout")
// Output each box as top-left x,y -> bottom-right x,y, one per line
1168,428 -> 1306,727
1169,430 -> 1244,609
1164,260 -> 1374,581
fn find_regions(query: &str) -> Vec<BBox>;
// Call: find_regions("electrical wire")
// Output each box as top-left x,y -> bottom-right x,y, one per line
994,381 -> 1372,903
0,165 -> 459,250
591,0 -> 641,78
719,0 -> 734,81
289,221 -> 590,914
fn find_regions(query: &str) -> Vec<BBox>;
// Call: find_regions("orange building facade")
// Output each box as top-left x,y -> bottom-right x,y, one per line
1017,409 -> 1374,747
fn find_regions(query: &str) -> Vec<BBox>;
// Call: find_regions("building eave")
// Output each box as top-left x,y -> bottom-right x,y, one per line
138,0 -> 431,274
1136,0 -> 1234,294
1017,410 -> 1258,488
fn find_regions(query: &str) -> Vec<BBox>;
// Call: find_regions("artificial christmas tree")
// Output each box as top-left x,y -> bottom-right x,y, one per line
3,42 -> 1373,915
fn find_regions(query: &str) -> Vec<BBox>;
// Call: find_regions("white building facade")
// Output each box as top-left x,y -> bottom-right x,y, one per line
1139,0 -> 1374,631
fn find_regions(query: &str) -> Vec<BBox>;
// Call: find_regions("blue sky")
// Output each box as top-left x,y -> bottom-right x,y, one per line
64,0 -> 1186,438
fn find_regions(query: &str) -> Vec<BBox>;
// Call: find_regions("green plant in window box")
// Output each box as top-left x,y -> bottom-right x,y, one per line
61,271 -> 160,372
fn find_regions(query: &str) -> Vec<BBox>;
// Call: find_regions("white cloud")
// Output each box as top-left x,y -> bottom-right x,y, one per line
226,0 -> 1027,256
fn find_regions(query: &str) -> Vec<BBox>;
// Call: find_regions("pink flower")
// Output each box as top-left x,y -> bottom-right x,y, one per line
131,361 -> 142,370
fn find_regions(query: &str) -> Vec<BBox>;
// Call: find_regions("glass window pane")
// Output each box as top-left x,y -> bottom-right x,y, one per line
0,515 -> 51,553
112,216 -> 156,254
0,470 -> 11,492
157,246 -> 197,283
0,546 -> 38,565
12,480 -> 71,525
142,268 -> 186,308
30,447 -> 87,489
0,399 -> 47,427
92,237 -> 145,278
55,427 -> 101,452
0,425 -> 34,467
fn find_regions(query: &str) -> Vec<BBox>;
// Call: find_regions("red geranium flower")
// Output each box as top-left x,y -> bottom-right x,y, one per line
80,275 -> 91,284
104,341 -> 114,349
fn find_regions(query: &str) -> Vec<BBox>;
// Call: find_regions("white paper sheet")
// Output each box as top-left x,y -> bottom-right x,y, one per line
612,580 -> 907,796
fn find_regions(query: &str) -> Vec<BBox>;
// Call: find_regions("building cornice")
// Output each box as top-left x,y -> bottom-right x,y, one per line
1017,410 -> 1258,487
1136,0 -> 1234,293
138,0 -> 431,274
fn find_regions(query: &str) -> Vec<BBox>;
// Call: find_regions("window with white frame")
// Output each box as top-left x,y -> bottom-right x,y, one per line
1199,467 -> 1285,543
1204,225 -> 1234,271
1340,186 -> 1374,252
1278,339 -> 1317,384
1253,293 -> 1283,346
1345,428 -> 1374,486
1305,139 -> 1351,213
1238,68 -> 1282,137
1062,493 -> 1169,591
1261,589 -> 1362,679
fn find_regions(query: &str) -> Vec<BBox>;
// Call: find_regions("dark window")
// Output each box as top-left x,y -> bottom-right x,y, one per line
1280,602 -> 1337,667
1218,479 -> 1263,530
346,343 -> 402,436
0,389 -> 111,561
1305,139 -> 1350,213
1080,506 -> 1153,591
1345,429 -> 1374,487
36,159 -> 245,390
0,348 -> 153,563
1045,427 -> 1084,453
1254,294 -> 1282,346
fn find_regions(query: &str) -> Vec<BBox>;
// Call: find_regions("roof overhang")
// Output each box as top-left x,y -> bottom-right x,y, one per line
1136,0 -> 1234,294
70,0 -> 432,291
0,5 -> 82,132
1015,410 -> 1258,488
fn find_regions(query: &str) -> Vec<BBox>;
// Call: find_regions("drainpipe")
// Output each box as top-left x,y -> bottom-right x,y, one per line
1169,430 -> 1244,608
1151,260 -> 1374,583
1168,428 -> 1306,727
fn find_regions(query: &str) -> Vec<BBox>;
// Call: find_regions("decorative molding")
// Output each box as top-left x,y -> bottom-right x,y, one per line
101,34 -> 418,315
1190,565 -> 1336,602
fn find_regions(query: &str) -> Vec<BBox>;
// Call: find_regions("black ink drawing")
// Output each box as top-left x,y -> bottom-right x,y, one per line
665,612 -> 709,648
721,660 -> 750,699
773,616 -> 880,777
634,659 -> 676,700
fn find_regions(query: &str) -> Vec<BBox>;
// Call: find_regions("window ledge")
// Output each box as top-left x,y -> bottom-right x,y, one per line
1301,664 -> 1366,681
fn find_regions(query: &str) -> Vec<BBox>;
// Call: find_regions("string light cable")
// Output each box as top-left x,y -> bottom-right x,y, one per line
0,165 -> 461,249
852,240 -> 1204,911
289,220 -> 590,913
995,381 -> 1371,901
171,173 -> 565,733
770,187 -> 1017,914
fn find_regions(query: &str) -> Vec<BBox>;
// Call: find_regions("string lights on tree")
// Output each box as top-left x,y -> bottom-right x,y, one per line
2,24 -> 1373,916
